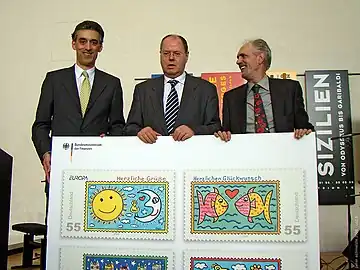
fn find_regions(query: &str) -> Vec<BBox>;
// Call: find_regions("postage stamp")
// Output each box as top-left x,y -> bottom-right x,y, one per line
184,250 -> 307,270
61,170 -> 175,240
184,169 -> 306,242
59,246 -> 174,269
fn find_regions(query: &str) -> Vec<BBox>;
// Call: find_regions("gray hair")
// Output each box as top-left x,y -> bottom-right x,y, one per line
245,39 -> 272,70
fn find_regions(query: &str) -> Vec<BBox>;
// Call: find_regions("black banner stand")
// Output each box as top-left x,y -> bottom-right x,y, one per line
0,148 -> 13,269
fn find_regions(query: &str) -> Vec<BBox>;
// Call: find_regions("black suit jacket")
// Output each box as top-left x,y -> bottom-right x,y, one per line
125,74 -> 221,135
32,65 -> 125,159
222,78 -> 314,133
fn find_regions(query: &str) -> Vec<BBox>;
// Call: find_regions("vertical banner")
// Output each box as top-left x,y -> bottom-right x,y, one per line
201,72 -> 245,120
305,70 -> 354,205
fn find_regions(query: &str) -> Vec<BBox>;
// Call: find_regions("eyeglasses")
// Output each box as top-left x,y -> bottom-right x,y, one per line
160,51 -> 184,58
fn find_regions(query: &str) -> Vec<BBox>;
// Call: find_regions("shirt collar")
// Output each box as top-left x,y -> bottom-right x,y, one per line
164,72 -> 186,86
75,64 -> 95,79
247,75 -> 270,93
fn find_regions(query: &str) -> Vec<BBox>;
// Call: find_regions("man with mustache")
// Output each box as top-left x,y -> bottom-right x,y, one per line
125,34 -> 221,143
32,20 -> 125,220
215,38 -> 313,142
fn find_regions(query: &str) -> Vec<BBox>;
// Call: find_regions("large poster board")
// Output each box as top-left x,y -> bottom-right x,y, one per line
47,134 -> 319,269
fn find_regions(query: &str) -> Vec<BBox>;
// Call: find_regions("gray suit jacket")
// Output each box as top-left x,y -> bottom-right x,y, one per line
125,74 -> 221,135
222,78 -> 314,133
32,65 -> 125,159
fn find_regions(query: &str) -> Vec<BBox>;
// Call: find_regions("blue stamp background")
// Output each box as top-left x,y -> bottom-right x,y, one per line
85,182 -> 167,232
191,257 -> 280,270
85,254 -> 167,270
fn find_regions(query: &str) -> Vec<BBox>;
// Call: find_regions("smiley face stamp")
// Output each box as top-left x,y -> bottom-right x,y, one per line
89,187 -> 126,224
61,170 -> 175,240
85,181 -> 166,233
184,168 -> 306,242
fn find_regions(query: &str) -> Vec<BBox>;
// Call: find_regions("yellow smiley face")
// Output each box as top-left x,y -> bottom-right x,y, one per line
91,189 -> 124,221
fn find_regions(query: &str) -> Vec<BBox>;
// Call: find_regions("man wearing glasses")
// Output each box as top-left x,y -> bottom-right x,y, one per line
125,34 -> 221,143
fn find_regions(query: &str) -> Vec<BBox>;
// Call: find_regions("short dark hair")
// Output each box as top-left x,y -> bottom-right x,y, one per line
71,20 -> 105,44
160,34 -> 189,54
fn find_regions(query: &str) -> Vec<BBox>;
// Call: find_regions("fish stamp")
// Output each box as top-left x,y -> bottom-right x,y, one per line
195,182 -> 278,233
60,246 -> 174,269
184,169 -> 306,242
184,250 -> 307,270
61,170 -> 175,240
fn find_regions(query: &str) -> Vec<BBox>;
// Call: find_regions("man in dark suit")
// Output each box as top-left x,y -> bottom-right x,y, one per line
32,20 -> 125,181
215,38 -> 313,142
125,34 -> 221,143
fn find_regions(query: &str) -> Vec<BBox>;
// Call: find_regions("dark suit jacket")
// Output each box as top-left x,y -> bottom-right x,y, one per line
125,74 -> 221,136
32,65 -> 125,159
222,78 -> 314,133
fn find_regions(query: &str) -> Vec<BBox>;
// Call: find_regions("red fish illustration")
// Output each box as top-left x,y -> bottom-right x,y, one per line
197,187 -> 228,224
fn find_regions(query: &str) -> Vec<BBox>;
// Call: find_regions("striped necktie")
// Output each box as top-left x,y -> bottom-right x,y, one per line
80,71 -> 91,117
165,80 -> 179,134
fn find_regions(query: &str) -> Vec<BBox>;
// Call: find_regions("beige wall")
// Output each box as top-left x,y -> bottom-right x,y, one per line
0,0 -> 359,251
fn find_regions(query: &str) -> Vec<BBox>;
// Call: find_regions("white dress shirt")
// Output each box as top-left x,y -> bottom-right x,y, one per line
74,64 -> 95,95
163,72 -> 186,113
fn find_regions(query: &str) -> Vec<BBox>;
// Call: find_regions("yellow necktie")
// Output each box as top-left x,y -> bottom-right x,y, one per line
80,71 -> 91,117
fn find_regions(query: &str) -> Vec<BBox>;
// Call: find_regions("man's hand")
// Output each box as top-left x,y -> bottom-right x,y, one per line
42,152 -> 51,182
172,125 -> 194,141
137,127 -> 161,144
214,131 -> 232,142
294,129 -> 312,139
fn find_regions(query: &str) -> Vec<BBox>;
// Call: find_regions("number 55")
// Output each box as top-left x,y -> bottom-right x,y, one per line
284,225 -> 301,235
66,222 -> 81,232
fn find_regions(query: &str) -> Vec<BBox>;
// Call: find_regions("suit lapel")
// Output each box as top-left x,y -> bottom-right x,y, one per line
236,84 -> 248,133
86,69 -> 106,114
150,76 -> 167,134
62,65 -> 82,115
176,74 -> 197,125
269,78 -> 286,132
